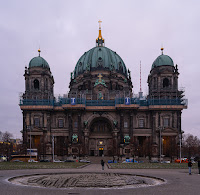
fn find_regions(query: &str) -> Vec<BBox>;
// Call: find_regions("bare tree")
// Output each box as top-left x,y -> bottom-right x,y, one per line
0,131 -> 13,161
2,131 -> 13,142
182,134 -> 200,158
0,131 -> 2,141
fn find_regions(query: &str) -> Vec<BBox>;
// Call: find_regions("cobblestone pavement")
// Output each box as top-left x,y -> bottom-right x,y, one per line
0,163 -> 200,195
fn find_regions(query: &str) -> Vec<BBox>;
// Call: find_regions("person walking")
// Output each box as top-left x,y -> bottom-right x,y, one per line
188,159 -> 193,175
101,159 -> 105,170
198,159 -> 200,175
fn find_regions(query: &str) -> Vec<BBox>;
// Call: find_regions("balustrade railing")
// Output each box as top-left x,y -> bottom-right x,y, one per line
20,98 -> 187,107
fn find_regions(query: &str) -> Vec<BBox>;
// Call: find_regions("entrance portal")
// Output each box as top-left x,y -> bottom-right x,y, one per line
89,117 -> 114,156
99,147 -> 104,156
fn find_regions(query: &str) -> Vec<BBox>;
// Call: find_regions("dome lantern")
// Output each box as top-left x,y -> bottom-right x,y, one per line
96,20 -> 105,47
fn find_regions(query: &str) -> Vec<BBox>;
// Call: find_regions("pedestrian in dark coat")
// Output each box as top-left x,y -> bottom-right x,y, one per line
198,159 -> 200,175
188,159 -> 193,175
101,159 -> 105,170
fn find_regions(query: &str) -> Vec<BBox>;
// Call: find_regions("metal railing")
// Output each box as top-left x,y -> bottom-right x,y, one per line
19,99 -> 54,106
86,100 -> 115,106
20,98 -> 187,107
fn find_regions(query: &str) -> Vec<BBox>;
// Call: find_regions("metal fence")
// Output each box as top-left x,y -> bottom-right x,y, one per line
20,97 -> 188,107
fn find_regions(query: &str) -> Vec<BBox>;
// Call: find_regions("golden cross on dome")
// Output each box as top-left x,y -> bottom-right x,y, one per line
98,20 -> 102,29
98,73 -> 103,82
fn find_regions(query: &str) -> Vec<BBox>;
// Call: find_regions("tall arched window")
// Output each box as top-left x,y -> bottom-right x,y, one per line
163,78 -> 169,88
34,79 -> 39,90
45,78 -> 48,90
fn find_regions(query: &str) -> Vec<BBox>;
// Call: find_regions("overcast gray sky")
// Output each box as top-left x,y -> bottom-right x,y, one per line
0,0 -> 199,139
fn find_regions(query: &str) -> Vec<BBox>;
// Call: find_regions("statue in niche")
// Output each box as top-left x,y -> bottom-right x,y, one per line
70,72 -> 73,81
128,69 -> 131,79
113,120 -> 118,128
98,92 -> 103,100
84,121 -> 88,127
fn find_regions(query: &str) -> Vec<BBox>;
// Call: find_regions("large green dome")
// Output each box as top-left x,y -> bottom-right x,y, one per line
74,46 -> 127,78
152,54 -> 174,69
29,56 -> 50,69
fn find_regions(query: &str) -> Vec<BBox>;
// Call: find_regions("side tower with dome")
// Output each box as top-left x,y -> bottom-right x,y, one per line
146,48 -> 186,159
20,23 -> 187,161
21,50 -> 55,156
23,50 -> 54,100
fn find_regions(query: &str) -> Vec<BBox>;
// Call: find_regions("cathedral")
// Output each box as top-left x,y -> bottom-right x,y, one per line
20,22 -> 187,160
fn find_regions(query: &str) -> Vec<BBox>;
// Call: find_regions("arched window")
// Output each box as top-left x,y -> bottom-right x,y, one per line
138,118 -> 145,128
163,118 -> 170,127
26,79 -> 29,90
34,79 -> 39,90
153,77 -> 157,89
45,78 -> 48,90
163,78 -> 169,88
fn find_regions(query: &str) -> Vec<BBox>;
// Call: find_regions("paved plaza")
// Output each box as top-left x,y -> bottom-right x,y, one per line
0,163 -> 200,195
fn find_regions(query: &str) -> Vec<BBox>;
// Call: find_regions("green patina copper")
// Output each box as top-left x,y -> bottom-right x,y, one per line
113,120 -> 118,127
98,92 -> 103,100
72,134 -> 78,143
94,73 -> 107,87
84,121 -> 88,126
74,46 -> 127,78
152,54 -> 174,69
29,56 -> 50,69
124,135 -> 130,144
94,78 -> 107,87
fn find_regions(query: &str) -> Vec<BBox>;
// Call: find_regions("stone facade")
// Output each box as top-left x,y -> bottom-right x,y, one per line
20,29 -> 187,160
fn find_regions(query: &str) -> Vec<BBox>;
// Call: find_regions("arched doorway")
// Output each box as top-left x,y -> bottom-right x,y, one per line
163,136 -> 177,158
89,117 -> 114,156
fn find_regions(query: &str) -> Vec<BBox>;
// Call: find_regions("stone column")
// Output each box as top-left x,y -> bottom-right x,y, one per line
151,111 -> 157,144
129,112 -> 133,137
151,111 -> 158,158
22,111 -> 27,154
42,129 -> 47,159
158,112 -> 161,127
68,113 -> 73,143
78,113 -> 82,137
177,111 -> 182,133
172,112 -> 175,128
112,129 -> 118,156
120,112 -> 124,143
46,113 -> 52,155
84,129 -> 89,155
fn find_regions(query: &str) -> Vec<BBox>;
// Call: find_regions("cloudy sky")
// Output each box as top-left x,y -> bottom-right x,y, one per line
0,0 -> 199,139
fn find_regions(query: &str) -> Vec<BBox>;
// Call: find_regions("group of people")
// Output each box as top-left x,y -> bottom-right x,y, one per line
188,159 -> 200,175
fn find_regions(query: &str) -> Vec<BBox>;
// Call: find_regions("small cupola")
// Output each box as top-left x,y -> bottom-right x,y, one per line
151,48 -> 174,69
29,49 -> 50,69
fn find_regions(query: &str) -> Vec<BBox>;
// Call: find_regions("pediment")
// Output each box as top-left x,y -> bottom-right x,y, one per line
162,127 -> 178,136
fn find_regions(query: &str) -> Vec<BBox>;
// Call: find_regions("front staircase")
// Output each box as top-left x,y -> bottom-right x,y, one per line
82,156 -> 115,164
